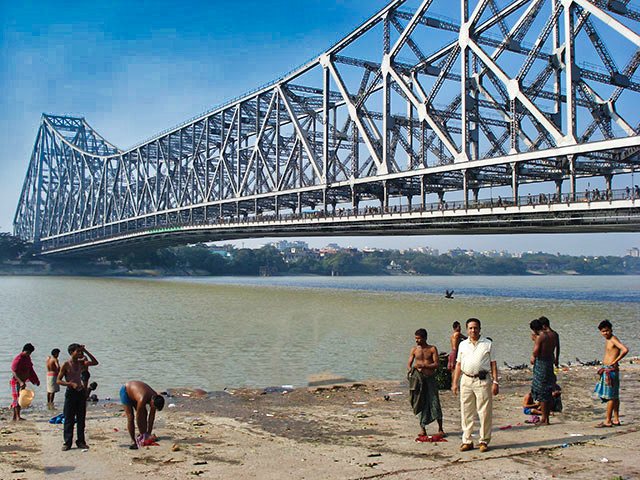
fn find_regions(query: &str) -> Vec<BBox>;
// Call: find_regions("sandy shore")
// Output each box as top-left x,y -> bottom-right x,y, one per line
1,361 -> 639,479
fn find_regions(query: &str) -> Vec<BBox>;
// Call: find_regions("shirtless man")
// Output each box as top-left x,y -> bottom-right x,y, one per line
448,321 -> 466,372
120,381 -> 165,449
57,344 -> 98,450
46,349 -> 61,409
538,316 -> 560,367
595,320 -> 629,427
529,319 -> 557,425
407,329 -> 444,437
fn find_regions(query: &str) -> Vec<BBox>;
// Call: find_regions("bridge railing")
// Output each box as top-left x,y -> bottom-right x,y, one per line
40,186 -> 639,252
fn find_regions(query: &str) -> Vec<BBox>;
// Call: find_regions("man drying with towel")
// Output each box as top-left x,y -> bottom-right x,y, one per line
407,328 -> 445,438
120,381 -> 165,449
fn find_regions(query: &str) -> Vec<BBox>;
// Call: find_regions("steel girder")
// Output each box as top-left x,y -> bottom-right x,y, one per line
13,0 -> 640,250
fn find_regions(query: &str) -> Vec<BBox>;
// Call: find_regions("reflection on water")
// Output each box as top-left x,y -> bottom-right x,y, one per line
0,275 -> 638,404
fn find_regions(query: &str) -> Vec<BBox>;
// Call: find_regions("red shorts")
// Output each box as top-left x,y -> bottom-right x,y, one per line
10,377 -> 20,408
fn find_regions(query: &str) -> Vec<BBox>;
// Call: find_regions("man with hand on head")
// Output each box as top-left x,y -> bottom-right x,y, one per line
57,344 -> 98,451
452,318 -> 499,453
120,381 -> 165,449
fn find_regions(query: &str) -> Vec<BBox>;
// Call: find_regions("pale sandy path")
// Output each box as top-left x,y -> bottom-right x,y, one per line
1,363 -> 639,479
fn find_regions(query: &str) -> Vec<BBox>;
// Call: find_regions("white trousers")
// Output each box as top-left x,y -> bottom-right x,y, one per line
460,374 -> 493,445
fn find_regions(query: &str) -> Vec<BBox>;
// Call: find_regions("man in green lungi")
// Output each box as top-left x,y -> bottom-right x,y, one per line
407,328 -> 445,438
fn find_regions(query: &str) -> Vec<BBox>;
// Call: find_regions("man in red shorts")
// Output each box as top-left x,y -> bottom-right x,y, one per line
10,343 -> 40,421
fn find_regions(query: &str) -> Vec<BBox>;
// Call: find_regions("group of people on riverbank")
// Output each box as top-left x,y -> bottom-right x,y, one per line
407,317 -> 629,452
9,343 -> 164,451
8,316 -> 630,455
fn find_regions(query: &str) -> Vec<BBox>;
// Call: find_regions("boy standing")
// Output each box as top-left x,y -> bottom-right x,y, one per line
46,349 -> 61,409
57,344 -> 99,450
595,320 -> 629,427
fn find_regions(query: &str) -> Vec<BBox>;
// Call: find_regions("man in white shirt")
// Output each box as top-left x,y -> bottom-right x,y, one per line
452,318 -> 499,453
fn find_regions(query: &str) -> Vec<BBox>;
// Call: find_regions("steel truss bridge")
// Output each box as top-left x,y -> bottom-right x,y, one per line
14,0 -> 640,255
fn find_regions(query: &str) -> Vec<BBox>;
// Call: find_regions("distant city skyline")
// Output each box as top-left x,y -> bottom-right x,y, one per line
214,232 -> 639,257
1,1 -> 638,255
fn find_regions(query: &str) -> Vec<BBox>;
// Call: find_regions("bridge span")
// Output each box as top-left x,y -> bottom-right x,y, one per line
13,0 -> 640,255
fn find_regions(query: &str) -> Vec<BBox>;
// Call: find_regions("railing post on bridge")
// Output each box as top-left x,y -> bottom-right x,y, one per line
555,180 -> 562,202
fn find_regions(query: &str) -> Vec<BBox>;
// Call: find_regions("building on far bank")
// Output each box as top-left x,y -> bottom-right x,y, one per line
628,247 -> 640,258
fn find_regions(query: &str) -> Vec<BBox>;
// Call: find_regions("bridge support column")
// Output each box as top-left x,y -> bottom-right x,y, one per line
297,193 -> 302,215
323,189 -> 328,215
605,174 -> 613,199
383,181 -> 389,212
407,195 -> 412,212
275,196 -> 280,218
569,155 -> 576,201
511,163 -> 519,205
420,176 -> 426,211
463,170 -> 469,210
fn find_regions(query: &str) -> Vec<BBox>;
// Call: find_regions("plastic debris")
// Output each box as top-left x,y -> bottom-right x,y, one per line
499,425 -> 513,430
600,457 -> 609,463
168,403 -> 177,408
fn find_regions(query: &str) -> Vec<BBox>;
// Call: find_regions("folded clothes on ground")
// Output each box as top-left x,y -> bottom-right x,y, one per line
415,434 -> 447,443
49,413 -> 64,424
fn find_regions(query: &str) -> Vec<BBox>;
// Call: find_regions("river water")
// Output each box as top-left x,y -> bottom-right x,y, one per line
1,275 -> 638,405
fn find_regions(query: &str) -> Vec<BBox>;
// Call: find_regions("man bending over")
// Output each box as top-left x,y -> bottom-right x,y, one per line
120,381 -> 165,449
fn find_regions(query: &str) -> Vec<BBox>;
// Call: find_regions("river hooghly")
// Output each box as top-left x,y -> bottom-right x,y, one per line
1,275 -> 638,404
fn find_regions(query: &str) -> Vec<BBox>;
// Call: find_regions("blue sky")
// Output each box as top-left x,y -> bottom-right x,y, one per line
1,0 -> 638,255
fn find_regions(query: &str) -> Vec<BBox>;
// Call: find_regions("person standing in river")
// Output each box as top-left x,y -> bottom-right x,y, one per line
57,344 -> 98,450
10,343 -> 40,421
407,328 -> 445,438
529,318 -> 557,425
595,320 -> 629,427
452,318 -> 499,453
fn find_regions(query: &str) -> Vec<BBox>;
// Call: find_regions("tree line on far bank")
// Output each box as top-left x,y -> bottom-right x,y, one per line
1,232 -> 638,276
